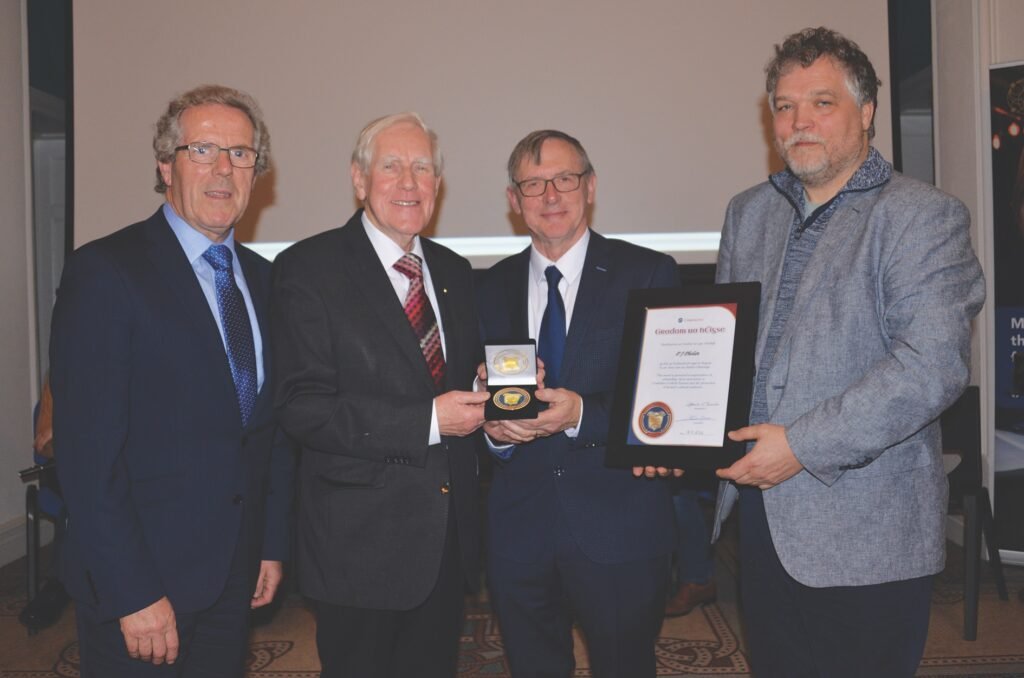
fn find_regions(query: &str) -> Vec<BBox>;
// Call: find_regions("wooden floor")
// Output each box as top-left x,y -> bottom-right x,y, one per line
2,526 -> 1022,677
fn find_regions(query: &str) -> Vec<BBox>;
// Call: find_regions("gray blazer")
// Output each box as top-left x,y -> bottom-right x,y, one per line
712,164 -> 985,587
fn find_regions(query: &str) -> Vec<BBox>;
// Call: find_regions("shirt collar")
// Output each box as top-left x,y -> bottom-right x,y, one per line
530,228 -> 590,285
769,146 -> 893,209
163,202 -> 238,264
361,210 -> 426,268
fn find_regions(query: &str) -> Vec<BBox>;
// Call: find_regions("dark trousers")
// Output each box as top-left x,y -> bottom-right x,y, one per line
314,510 -> 465,678
488,511 -> 671,678
738,487 -> 933,678
75,534 -> 252,678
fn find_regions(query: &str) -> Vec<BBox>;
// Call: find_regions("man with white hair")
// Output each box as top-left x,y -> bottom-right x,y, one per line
272,112 -> 488,677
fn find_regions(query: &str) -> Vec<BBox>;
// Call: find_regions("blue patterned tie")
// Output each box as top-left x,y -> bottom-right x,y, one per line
202,245 -> 258,426
538,266 -> 566,388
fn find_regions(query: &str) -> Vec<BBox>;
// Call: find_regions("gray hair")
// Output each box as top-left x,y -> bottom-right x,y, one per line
152,84 -> 271,193
351,112 -> 443,175
765,27 -> 881,139
507,129 -> 594,186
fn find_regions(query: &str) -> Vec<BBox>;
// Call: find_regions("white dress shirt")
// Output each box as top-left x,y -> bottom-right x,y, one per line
362,212 -> 446,445
487,229 -> 591,454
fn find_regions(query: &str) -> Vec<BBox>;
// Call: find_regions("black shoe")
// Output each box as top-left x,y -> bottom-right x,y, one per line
19,578 -> 70,631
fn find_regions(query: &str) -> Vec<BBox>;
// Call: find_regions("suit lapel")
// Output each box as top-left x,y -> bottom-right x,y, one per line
562,232 -> 609,387
338,216 -> 437,394
141,210 -> 241,420
753,202 -> 795,365
505,249 -> 531,340
236,244 -> 273,423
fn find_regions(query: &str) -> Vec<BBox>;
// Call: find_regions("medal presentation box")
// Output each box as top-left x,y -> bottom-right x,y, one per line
606,282 -> 760,471
485,342 -> 538,420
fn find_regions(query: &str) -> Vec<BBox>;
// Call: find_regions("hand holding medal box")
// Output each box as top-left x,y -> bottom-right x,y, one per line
484,341 -> 539,420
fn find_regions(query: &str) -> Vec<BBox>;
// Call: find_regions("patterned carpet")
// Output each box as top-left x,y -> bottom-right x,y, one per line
2,532 -> 1022,677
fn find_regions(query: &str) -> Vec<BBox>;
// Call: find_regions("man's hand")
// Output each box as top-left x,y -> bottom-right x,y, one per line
251,560 -> 284,608
33,380 -> 54,458
33,430 -> 54,458
716,423 -> 803,489
535,357 -> 547,389
484,419 -> 538,445
436,390 -> 489,437
632,466 -> 684,479
482,387 -> 581,444
120,596 -> 178,665
528,387 -> 582,436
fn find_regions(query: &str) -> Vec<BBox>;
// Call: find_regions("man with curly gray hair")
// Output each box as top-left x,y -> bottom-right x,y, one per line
50,84 -> 292,677
712,27 -> 984,676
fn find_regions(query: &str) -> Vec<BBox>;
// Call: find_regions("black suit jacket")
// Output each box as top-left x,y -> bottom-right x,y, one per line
50,208 -> 293,622
476,232 -> 678,564
271,211 -> 482,610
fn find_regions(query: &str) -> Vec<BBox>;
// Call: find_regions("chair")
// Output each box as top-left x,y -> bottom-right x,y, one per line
18,389 -> 68,635
941,385 -> 1009,641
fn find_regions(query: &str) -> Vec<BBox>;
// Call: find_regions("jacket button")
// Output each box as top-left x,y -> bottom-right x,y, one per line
553,466 -> 565,477
232,494 -> 244,505
440,482 -> 450,494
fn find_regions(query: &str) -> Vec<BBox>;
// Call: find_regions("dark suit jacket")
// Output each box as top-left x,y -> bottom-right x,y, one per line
50,208 -> 293,622
271,211 -> 482,610
476,231 -> 677,564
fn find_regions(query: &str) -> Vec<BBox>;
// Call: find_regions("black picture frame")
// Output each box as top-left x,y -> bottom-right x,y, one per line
606,282 -> 760,470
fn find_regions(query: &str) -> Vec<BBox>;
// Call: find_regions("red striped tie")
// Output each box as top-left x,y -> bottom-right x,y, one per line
393,252 -> 446,392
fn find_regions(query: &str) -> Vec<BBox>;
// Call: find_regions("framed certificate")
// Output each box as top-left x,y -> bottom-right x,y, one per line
606,282 -> 760,470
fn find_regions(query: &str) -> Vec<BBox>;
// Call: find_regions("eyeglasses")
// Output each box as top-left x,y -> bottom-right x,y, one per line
174,142 -> 259,168
514,172 -> 588,198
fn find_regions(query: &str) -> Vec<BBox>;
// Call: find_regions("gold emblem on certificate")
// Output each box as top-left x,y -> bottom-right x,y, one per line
638,402 -> 672,437
493,386 -> 531,411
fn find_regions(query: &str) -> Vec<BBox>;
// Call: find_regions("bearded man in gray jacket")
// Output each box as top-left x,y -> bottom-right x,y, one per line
712,27 -> 985,678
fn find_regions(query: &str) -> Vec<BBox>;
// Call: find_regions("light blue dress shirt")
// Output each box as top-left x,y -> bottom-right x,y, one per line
162,202 -> 265,392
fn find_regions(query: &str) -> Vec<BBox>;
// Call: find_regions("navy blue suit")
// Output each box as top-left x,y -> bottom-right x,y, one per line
50,209 -> 292,670
476,231 -> 678,677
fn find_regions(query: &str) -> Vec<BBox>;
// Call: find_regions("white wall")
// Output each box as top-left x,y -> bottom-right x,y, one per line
72,0 -> 891,248
0,0 -> 38,566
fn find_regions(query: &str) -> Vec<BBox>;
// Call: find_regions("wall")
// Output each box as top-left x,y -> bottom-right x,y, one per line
72,0 -> 891,249
934,0 -> 1024,563
0,0 -> 38,566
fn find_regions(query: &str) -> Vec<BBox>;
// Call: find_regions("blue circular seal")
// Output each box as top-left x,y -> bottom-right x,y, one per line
494,387 -> 531,411
638,402 -> 672,437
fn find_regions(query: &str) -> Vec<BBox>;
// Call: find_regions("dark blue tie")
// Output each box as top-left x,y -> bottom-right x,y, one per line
202,245 -> 258,426
538,265 -> 566,388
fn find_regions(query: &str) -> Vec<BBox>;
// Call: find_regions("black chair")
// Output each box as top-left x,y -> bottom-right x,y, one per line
941,385 -> 1009,640
19,459 -> 65,635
